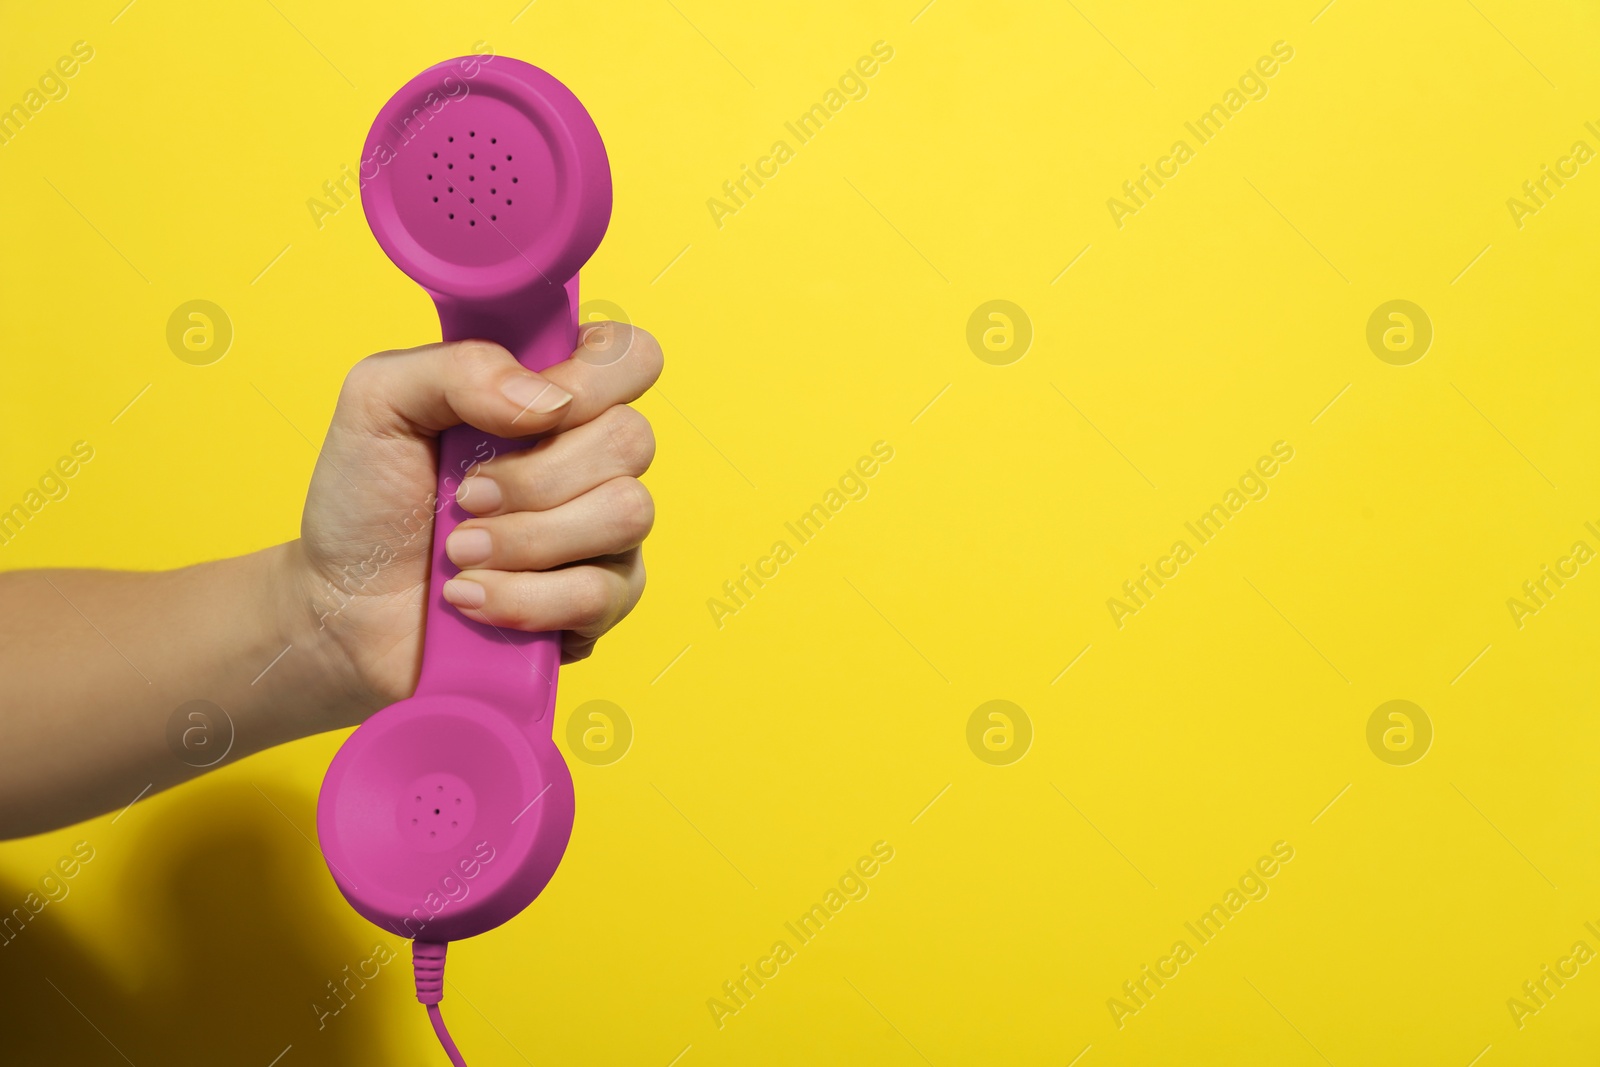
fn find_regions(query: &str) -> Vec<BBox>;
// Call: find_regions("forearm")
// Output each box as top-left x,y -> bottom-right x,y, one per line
0,542 -> 352,838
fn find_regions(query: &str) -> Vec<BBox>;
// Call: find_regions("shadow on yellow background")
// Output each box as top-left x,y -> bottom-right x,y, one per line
0,779 -> 398,1065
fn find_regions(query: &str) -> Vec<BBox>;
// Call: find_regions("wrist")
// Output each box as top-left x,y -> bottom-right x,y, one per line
264,539 -> 383,731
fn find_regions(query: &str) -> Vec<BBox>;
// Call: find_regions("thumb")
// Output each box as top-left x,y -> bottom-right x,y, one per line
337,339 -> 573,440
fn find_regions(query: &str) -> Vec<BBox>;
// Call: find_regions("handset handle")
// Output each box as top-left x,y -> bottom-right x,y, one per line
411,277 -> 579,725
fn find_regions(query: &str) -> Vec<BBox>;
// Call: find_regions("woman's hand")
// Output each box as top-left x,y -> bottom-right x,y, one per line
0,323 -> 660,837
295,322 -> 662,723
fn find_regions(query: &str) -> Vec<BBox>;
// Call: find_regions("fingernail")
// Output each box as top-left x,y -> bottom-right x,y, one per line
445,527 -> 492,567
501,373 -> 572,416
457,476 -> 502,513
443,578 -> 486,609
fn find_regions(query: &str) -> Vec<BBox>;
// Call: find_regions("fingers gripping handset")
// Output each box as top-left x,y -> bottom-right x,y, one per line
314,54 -> 612,1064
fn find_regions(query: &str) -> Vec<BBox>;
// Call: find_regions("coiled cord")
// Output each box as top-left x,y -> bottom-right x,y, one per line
414,941 -> 468,1066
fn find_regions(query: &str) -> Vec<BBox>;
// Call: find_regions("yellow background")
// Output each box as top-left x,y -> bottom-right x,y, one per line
3,0 -> 1600,1063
